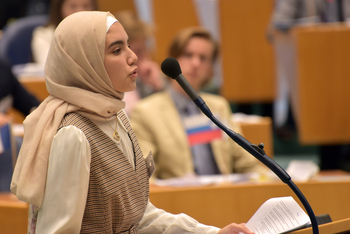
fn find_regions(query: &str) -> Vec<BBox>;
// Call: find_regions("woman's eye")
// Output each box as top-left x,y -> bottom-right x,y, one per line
113,48 -> 121,54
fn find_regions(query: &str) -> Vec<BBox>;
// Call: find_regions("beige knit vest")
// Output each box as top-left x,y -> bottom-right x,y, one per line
59,111 -> 149,233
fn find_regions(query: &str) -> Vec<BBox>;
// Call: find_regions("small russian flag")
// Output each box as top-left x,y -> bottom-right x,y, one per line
183,114 -> 222,146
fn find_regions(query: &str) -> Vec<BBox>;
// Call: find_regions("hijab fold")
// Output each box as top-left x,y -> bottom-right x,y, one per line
11,11 -> 124,209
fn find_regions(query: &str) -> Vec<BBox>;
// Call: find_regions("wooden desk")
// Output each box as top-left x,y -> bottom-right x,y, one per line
149,178 -> 350,228
20,77 -> 49,102
0,193 -> 28,234
2,175 -> 350,232
274,24 -> 350,145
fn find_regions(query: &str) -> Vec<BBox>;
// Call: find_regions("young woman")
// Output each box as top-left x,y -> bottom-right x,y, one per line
12,11 -> 253,234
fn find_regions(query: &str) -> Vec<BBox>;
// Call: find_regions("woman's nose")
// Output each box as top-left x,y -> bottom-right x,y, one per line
128,48 -> 138,65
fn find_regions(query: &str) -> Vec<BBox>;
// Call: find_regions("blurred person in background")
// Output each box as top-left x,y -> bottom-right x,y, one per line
0,58 -> 40,155
31,0 -> 98,65
131,27 -> 267,181
0,58 -> 39,125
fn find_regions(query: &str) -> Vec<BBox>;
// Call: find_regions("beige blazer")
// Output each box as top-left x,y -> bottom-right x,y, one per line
130,91 -> 265,180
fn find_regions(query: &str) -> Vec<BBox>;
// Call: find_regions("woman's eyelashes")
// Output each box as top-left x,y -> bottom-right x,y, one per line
113,48 -> 121,54
112,45 -> 131,55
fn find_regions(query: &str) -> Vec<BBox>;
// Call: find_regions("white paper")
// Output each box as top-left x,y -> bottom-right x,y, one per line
245,196 -> 310,234
286,160 -> 319,182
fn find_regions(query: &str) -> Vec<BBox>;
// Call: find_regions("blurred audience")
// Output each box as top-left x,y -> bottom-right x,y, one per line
115,10 -> 166,113
0,58 -> 40,155
31,0 -> 97,65
130,27 -> 267,181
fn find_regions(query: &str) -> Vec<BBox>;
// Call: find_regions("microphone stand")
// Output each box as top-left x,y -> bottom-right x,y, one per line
193,96 -> 319,234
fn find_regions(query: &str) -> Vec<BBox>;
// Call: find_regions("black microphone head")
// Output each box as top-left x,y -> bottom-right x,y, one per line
161,57 -> 182,79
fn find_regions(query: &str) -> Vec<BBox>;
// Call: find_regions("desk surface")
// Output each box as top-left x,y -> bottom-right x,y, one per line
0,193 -> 29,234
150,173 -> 350,228
1,172 -> 350,231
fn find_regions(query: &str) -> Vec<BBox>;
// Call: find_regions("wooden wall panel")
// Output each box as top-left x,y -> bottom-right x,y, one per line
152,0 -> 199,64
219,0 -> 275,102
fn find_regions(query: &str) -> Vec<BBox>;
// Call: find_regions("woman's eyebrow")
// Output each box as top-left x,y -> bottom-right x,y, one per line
107,39 -> 130,49
107,40 -> 124,49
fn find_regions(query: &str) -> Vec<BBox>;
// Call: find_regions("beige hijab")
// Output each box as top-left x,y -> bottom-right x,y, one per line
11,11 -> 125,209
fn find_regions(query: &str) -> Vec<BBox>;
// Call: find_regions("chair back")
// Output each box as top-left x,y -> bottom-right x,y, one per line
0,15 -> 48,65
0,124 -> 17,192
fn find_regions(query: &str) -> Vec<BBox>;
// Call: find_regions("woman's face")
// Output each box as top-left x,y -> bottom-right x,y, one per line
104,22 -> 138,93
61,0 -> 95,19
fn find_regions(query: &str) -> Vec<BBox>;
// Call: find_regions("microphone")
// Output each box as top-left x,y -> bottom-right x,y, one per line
161,57 -> 212,118
161,57 -> 199,101
161,57 -> 319,234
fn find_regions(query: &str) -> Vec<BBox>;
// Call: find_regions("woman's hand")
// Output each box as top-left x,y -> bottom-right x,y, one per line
218,223 -> 254,234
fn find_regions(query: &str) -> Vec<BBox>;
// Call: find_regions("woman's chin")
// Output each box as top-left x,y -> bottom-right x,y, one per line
124,84 -> 137,93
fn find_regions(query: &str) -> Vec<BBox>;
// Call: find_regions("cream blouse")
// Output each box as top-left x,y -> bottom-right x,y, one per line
34,110 -> 219,233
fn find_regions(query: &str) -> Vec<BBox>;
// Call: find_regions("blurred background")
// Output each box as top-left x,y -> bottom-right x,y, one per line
1,0 -> 350,172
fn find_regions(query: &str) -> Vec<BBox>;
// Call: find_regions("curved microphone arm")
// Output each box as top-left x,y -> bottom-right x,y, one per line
194,97 -> 319,234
